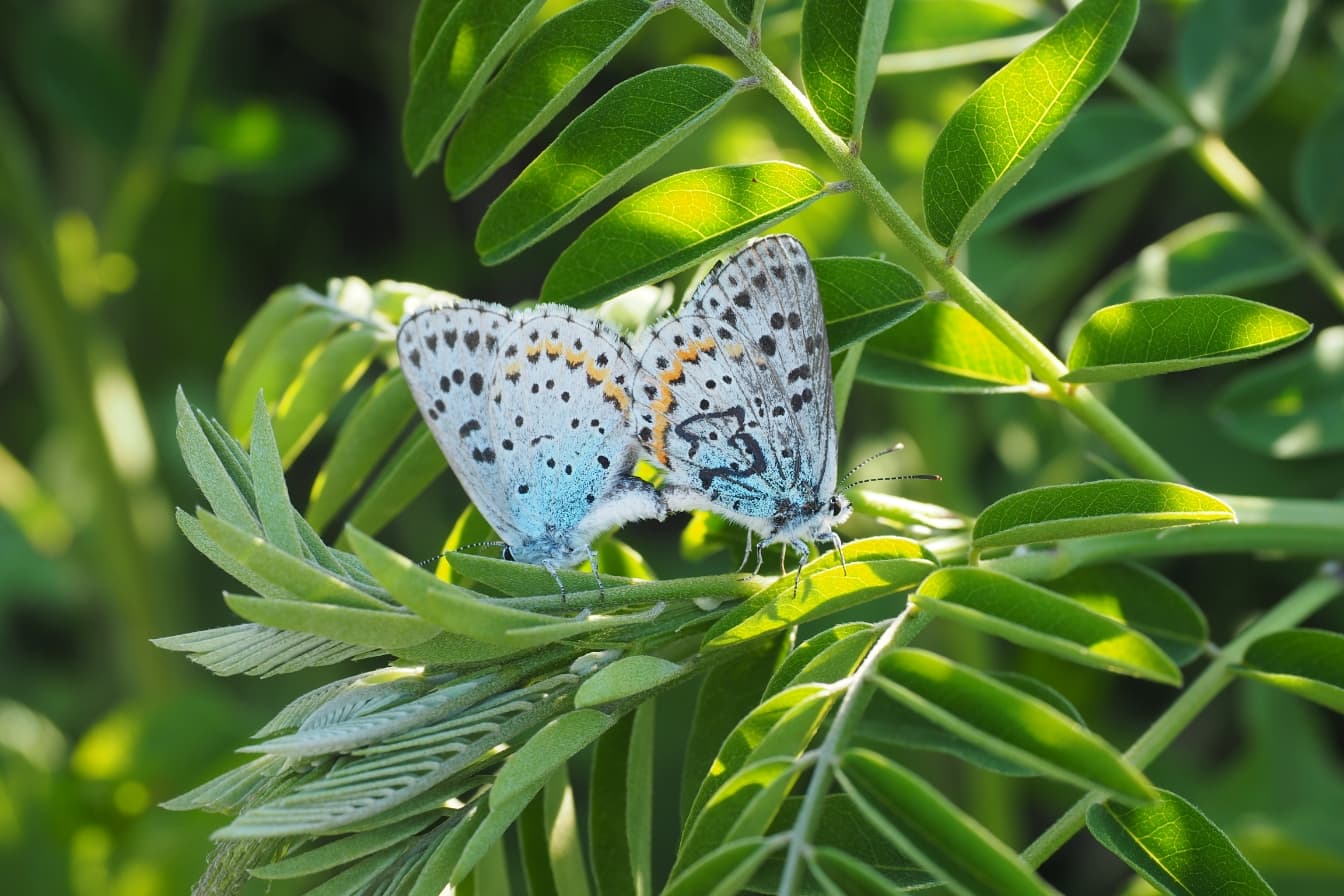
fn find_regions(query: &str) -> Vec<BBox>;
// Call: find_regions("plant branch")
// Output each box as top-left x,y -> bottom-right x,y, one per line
673,0 -> 1184,484
776,603 -> 932,896
1108,63 -> 1344,315
1020,569 -> 1344,868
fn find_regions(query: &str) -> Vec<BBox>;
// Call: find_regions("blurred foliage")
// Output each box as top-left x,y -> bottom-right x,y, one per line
1,0 -> 1342,894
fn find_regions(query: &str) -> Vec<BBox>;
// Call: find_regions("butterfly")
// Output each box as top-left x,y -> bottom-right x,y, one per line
633,235 -> 920,581
397,301 -> 665,593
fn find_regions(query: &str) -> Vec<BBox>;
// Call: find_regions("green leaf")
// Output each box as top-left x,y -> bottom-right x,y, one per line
801,0 -> 892,141
273,327 -> 382,465
218,287 -> 312,429
522,769 -> 592,896
1087,789 -> 1276,896
253,815 -> 433,879
813,257 -> 926,353
247,393 -> 303,556
410,807 -> 484,895
1214,325 -> 1344,459
681,636 -> 786,820
175,390 -> 260,536
434,549 -> 640,598
410,0 -> 464,78
676,759 -> 804,880
984,102 -> 1192,231
223,309 -> 345,438
923,0 -> 1139,250
223,593 -> 438,649
860,301 -> 1031,392
1239,629 -> 1344,716
726,0 -> 761,27
590,705 -> 654,896
539,163 -> 830,307
1047,563 -> 1208,666
491,709 -> 614,810
703,537 -> 935,648
764,623 -> 878,696
402,0 -> 548,174
1063,295 -> 1310,383
810,847 -> 918,896
345,526 -> 560,645
575,656 -> 682,708
832,344 -> 864,433
839,749 -> 1064,896
858,671 -> 1085,778
912,568 -> 1182,684
972,480 -> 1235,552
874,649 -> 1156,802
1295,97 -> 1344,236
661,838 -> 778,896
443,0 -> 656,197
345,427 -> 447,536
475,65 -> 740,264
1177,0 -> 1308,133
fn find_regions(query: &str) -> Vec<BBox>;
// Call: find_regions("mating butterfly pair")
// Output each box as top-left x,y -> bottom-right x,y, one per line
397,235 -> 869,594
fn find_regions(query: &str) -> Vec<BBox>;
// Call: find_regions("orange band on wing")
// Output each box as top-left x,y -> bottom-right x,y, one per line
521,340 -> 631,413
649,337 -> 717,465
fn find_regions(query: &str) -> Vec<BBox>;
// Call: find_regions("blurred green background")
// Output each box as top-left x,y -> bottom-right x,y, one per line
3,1 -> 1343,893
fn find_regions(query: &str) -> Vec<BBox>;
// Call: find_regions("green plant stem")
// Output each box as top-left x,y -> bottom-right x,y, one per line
776,603 -> 932,896
1021,570 -> 1344,868
876,28 -> 1050,75
673,0 -> 1183,484
102,0 -> 207,252
1108,62 -> 1344,315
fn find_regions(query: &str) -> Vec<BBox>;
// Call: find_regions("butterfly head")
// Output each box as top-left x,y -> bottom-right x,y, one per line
767,492 -> 852,545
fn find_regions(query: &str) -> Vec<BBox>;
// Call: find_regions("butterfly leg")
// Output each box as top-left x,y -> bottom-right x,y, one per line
736,530 -> 755,573
828,532 -> 848,575
790,539 -> 810,598
543,561 -> 567,606
752,540 -> 768,577
585,545 -> 605,601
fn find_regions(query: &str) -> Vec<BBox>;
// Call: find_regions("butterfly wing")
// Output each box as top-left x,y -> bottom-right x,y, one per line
634,235 -> 837,532
397,302 -> 524,545
485,307 -> 661,562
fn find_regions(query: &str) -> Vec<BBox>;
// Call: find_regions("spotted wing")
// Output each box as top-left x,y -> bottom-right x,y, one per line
634,235 -> 837,528
485,307 -> 658,552
397,302 -> 523,544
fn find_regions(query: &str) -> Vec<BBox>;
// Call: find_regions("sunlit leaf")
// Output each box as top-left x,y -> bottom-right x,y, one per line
984,102 -> 1192,230
874,649 -> 1155,801
403,0 -> 548,174
801,0 -> 892,141
476,66 -> 741,264
1063,295 -> 1310,383
923,0 -> 1139,250
273,327 -> 382,464
676,758 -> 803,879
839,749 -> 1064,896
151,624 -> 380,677
1239,629 -> 1344,716
860,301 -> 1031,392
1048,563 -> 1207,666
972,480 -> 1234,552
410,0 -> 464,77
223,593 -> 438,650
813,257 -> 926,352
176,389 -> 261,536
494,709 -> 613,809
1177,0 -> 1308,132
443,0 -> 657,197
345,427 -> 447,536
224,309 -> 345,438
1294,97 -> 1344,236
765,623 -> 877,697
539,163 -> 830,307
1215,326 -> 1344,459
912,568 -> 1181,684
575,656 -> 682,708
1087,789 -> 1276,896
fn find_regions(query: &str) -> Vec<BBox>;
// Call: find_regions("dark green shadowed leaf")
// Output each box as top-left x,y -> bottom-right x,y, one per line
1295,97 -> 1344,236
874,649 -> 1156,801
252,815 -> 434,879
1215,325 -> 1344,459
813,257 -> 926,352
1048,563 -> 1208,666
517,768 -> 591,896
410,0 -> 464,77
702,537 -> 934,648
839,749 -> 1065,896
675,758 -> 804,879
809,847 -> 913,896
590,705 -> 654,896
1239,629 -> 1344,715
345,427 -> 447,536
223,310 -> 345,438
661,838 -> 777,896
1177,0 -> 1308,133
972,480 -> 1234,552
402,0 -> 548,174
1087,790 -> 1276,896
912,568 -> 1181,684
984,102 -> 1193,231
860,301 -> 1031,392
306,368 -> 418,533
923,0 -> 1139,250
218,288 -> 311,430
800,0 -> 892,141
539,163 -> 830,307
726,0 -> 761,27
476,66 -> 741,264
444,0 -> 657,198
1063,295 -> 1310,383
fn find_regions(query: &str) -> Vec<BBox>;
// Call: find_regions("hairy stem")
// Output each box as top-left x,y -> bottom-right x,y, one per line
673,0 -> 1183,483
1021,570 -> 1344,868
776,604 -> 932,896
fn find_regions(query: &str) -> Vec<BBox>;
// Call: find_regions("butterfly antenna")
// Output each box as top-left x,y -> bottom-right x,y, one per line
844,473 -> 942,490
838,444 -> 906,489
418,540 -> 512,568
